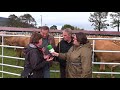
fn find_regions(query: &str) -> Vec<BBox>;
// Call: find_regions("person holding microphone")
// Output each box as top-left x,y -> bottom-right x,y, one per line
51,32 -> 92,78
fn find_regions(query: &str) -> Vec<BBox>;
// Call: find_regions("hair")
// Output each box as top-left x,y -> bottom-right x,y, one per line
41,26 -> 49,31
75,32 -> 88,45
63,28 -> 72,36
30,31 -> 42,44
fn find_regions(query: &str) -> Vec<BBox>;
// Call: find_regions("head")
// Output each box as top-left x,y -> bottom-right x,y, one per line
62,28 -> 72,42
40,26 -> 49,38
73,32 -> 88,46
30,32 -> 42,46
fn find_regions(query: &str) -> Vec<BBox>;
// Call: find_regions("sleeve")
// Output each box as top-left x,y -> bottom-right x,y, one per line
80,48 -> 92,78
29,50 -> 49,70
58,46 -> 73,60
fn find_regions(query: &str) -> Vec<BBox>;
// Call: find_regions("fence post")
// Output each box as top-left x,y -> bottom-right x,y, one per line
1,35 -> 4,78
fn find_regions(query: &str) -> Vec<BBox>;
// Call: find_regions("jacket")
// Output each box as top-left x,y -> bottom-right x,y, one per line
22,44 -> 49,78
42,34 -> 55,67
59,42 -> 92,78
55,39 -> 73,67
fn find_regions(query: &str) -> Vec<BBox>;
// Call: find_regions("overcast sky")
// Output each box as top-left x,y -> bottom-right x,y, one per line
0,12 -> 117,31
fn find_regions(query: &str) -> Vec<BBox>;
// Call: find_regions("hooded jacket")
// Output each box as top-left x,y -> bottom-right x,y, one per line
59,42 -> 92,78
22,44 -> 49,78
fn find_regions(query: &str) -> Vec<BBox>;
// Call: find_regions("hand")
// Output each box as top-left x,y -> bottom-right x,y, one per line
42,47 -> 46,53
52,52 -> 59,57
46,57 -> 54,61
43,54 -> 50,60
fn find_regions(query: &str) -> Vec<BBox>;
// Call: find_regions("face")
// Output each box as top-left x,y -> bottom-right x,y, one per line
73,35 -> 80,46
37,38 -> 42,46
40,29 -> 49,38
62,31 -> 71,41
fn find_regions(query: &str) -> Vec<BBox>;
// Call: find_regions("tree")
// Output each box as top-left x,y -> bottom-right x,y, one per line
7,14 -> 37,28
19,14 -> 37,27
110,12 -> 120,32
61,24 -> 74,30
89,12 -> 109,31
7,14 -> 20,27
74,26 -> 81,30
50,25 -> 57,30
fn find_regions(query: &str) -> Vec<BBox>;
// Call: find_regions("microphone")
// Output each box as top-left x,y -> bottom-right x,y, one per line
47,45 -> 55,53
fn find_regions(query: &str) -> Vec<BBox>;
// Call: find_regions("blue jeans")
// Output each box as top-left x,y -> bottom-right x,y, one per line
43,63 -> 50,78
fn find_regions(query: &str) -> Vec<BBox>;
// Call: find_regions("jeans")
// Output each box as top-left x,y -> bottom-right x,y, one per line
43,63 -> 50,78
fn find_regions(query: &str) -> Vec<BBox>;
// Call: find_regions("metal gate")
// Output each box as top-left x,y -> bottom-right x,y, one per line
1,34 -> 120,78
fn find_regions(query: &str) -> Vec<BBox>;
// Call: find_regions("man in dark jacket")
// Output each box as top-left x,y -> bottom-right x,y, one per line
55,28 -> 73,78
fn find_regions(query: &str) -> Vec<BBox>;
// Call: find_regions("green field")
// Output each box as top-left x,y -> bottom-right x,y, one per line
0,47 -> 120,78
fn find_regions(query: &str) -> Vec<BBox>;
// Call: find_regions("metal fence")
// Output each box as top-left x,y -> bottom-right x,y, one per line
0,34 -> 120,78
89,37 -> 120,76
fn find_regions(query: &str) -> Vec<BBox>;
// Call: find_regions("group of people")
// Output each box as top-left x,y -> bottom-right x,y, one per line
21,26 -> 93,78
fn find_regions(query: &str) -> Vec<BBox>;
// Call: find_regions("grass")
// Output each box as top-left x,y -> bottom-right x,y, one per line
1,47 -> 120,78
92,64 -> 120,78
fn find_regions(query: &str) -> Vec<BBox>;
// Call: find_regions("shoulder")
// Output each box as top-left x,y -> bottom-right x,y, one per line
57,39 -> 65,45
80,44 -> 92,55
60,39 -> 65,43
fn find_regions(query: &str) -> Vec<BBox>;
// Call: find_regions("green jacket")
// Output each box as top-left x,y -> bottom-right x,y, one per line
59,42 -> 92,78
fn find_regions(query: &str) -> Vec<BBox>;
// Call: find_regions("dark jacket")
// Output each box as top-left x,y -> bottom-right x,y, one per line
41,34 -> 55,67
55,39 -> 73,67
21,44 -> 49,78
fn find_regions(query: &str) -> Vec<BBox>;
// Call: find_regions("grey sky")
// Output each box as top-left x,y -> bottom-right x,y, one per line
0,12 -> 117,31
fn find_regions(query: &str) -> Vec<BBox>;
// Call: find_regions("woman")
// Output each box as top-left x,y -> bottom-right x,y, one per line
21,32 -> 53,78
52,32 -> 92,78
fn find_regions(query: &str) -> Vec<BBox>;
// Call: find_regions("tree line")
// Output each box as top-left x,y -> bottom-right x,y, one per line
6,14 -> 81,30
6,12 -> 120,32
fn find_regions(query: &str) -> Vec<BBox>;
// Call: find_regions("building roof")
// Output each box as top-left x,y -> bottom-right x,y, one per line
0,26 -> 40,32
0,26 -> 120,36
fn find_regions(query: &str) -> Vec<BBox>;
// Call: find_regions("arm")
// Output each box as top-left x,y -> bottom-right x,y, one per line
30,50 -> 49,70
53,46 -> 73,61
81,48 -> 92,78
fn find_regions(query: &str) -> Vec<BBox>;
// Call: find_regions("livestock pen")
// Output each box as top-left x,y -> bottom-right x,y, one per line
1,28 -> 120,78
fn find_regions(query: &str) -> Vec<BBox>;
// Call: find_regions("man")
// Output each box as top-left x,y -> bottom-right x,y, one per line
40,26 -> 55,78
55,28 -> 73,78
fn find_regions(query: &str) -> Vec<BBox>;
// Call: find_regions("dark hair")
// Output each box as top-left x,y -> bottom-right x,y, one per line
75,32 -> 88,45
41,26 -> 49,31
30,32 -> 42,44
